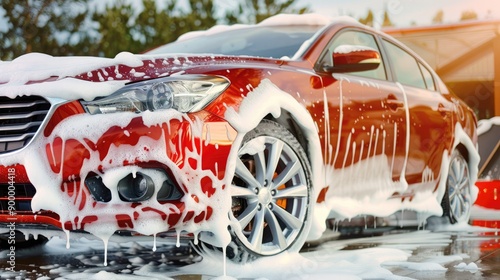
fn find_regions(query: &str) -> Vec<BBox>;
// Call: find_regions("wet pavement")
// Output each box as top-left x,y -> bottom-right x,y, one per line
370,229 -> 500,279
1,212 -> 500,279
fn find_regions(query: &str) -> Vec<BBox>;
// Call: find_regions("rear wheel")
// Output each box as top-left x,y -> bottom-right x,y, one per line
441,150 -> 473,224
228,120 -> 313,262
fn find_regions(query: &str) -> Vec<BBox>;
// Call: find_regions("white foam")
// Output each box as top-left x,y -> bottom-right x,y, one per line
477,116 -> 500,135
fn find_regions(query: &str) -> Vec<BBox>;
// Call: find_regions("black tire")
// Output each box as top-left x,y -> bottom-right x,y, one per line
441,150 -> 473,224
198,120 -> 313,263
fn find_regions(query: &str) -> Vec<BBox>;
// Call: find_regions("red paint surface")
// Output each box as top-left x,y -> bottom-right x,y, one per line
475,180 -> 500,210
0,20 -> 478,237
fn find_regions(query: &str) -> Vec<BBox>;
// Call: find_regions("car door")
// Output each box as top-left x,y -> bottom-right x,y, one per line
316,29 -> 410,200
381,39 -> 453,194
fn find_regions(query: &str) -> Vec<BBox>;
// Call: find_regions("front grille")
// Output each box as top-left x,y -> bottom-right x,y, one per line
0,183 -> 36,212
0,96 -> 50,153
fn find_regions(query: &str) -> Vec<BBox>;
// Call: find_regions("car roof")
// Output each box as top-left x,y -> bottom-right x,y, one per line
176,13 -> 359,42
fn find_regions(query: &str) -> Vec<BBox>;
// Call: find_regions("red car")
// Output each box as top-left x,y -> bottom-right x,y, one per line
0,14 -> 478,262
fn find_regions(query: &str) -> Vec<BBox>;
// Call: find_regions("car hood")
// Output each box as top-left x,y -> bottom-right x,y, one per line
0,51 -> 284,101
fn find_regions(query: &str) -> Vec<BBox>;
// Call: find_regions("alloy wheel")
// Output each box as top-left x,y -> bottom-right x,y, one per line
230,121 -> 311,257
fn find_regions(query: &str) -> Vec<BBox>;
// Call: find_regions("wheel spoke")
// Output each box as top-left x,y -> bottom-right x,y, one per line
274,184 -> 308,199
451,196 -> 459,214
237,202 -> 259,229
273,160 -> 300,188
459,170 -> 469,187
450,162 -> 459,183
249,209 -> 265,251
235,157 -> 260,188
265,208 -> 287,250
254,150 -> 267,185
266,141 -> 284,181
458,180 -> 469,193
454,194 -> 465,216
458,160 -> 466,176
271,202 -> 303,230
230,184 -> 257,198
449,186 -> 458,199
458,193 -> 467,209
448,172 -> 457,186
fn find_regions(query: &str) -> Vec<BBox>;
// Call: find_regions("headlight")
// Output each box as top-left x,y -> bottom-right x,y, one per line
81,75 -> 230,114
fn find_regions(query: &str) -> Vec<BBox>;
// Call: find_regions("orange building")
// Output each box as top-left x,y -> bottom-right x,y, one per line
385,19 -> 500,119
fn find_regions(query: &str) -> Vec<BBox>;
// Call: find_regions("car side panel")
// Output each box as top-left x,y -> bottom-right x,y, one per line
318,73 -> 408,198
403,85 -> 453,191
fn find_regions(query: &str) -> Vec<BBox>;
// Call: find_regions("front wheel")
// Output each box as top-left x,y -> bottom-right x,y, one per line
441,150 -> 473,224
228,120 -> 313,262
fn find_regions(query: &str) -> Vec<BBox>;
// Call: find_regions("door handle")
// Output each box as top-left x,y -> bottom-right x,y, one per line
386,94 -> 404,111
437,103 -> 448,118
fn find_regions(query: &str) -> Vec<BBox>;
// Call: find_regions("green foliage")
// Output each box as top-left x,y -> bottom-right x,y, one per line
0,0 -> 90,60
133,0 -> 180,53
88,0 -> 222,57
91,0 -> 138,57
225,0 -> 309,24
0,0 -> 308,59
0,1 -> 487,60
184,0 -> 218,30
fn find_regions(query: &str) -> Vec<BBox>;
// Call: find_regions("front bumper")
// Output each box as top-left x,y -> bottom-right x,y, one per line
0,98 -> 237,237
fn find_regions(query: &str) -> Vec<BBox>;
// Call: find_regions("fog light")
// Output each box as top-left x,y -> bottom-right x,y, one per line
85,174 -> 112,202
157,177 -> 183,201
117,172 -> 155,202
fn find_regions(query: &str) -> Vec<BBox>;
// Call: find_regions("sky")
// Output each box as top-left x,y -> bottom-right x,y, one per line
296,0 -> 500,27
2,0 -> 500,31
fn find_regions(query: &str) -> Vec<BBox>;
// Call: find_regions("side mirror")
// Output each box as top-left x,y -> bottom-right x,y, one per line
325,45 -> 381,73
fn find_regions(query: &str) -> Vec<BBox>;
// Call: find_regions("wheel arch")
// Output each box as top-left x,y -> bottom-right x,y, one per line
264,110 -> 310,164
456,143 -> 470,163
223,78 -> 327,240
261,108 -> 328,241
436,123 -> 480,215
452,123 -> 480,191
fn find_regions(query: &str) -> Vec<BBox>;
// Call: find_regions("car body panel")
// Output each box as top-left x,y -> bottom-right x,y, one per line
0,15 -> 479,249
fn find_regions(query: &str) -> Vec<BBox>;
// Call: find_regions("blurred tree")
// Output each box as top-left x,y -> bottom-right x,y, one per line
359,9 -> 374,27
359,9 -> 392,28
183,0 -> 218,30
432,9 -> 444,24
0,0 -> 309,58
0,0 -> 90,60
382,10 -> 393,27
460,10 -> 478,21
91,0 -> 140,57
100,0 -> 218,56
225,0 -> 309,24
132,0 -> 182,53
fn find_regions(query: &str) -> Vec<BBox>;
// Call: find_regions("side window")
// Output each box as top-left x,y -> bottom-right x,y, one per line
419,63 -> 436,91
323,30 -> 387,80
382,40 -> 429,90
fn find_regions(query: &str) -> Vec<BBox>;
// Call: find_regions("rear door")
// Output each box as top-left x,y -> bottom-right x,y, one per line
380,39 -> 453,194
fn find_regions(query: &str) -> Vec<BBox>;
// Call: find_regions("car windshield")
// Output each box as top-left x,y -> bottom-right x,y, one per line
147,25 -> 323,59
